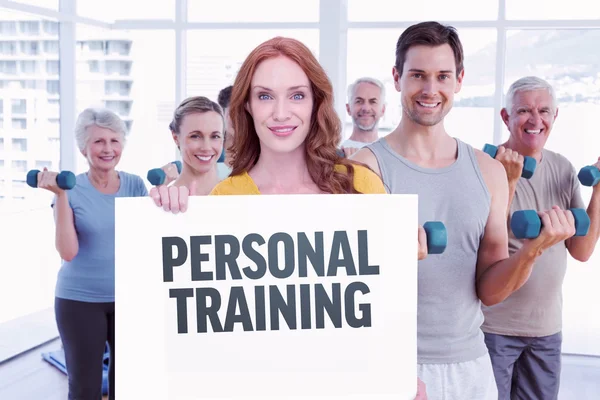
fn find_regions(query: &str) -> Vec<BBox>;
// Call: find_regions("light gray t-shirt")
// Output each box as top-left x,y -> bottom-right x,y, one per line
341,139 -> 372,149
366,137 -> 491,364
482,148 -> 586,337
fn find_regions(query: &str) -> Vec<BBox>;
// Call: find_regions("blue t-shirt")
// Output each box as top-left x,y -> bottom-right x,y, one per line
52,171 -> 148,302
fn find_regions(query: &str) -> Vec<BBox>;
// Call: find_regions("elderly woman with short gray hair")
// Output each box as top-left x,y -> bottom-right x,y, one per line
38,107 -> 147,400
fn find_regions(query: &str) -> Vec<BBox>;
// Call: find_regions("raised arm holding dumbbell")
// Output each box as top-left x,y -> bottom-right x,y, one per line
483,144 -> 535,213
566,157 -> 600,261
31,167 -> 79,261
511,205 -> 585,250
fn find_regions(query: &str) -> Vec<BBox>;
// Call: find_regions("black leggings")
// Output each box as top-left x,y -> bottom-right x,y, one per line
55,297 -> 115,400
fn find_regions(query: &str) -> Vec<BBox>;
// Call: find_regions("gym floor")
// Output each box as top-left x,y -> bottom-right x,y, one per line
0,339 -> 598,399
0,339 -> 107,400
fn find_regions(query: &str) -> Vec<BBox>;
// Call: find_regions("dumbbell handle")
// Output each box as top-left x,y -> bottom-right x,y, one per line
26,169 -> 76,190
423,221 -> 447,255
147,160 -> 182,186
578,165 -> 600,187
483,144 -> 537,179
511,208 -> 590,239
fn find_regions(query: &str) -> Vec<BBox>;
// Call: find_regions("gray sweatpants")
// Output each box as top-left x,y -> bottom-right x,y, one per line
484,331 -> 562,400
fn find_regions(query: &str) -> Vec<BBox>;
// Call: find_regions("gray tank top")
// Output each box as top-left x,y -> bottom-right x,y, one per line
366,137 -> 491,364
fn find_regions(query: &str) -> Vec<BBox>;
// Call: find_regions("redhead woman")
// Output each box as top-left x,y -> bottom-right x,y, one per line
151,37 -> 428,399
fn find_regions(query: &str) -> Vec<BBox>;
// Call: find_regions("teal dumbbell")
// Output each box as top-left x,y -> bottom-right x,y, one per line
26,169 -> 76,190
511,208 -> 590,239
483,144 -> 537,179
147,161 -> 182,186
578,165 -> 600,187
423,221 -> 447,254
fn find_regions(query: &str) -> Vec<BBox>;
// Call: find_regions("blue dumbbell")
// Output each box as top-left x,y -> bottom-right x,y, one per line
578,165 -> 600,187
26,169 -> 76,190
147,161 -> 182,186
510,208 -> 590,239
423,221 -> 447,254
483,144 -> 537,179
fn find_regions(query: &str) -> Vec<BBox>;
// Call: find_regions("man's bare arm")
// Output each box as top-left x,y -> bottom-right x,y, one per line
567,161 -> 600,261
475,150 -> 576,306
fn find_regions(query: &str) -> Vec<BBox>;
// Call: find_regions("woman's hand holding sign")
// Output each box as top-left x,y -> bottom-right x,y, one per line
150,182 -> 195,214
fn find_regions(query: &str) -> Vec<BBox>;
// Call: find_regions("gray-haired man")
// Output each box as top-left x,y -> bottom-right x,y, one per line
341,77 -> 386,157
482,76 -> 600,400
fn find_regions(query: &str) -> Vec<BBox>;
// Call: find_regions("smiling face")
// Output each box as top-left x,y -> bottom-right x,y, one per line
172,111 -> 224,174
247,55 -> 314,155
393,44 -> 463,127
347,82 -> 385,131
502,89 -> 557,154
82,125 -> 123,171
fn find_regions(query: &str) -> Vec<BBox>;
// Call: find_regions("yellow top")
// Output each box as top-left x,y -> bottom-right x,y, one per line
210,164 -> 386,195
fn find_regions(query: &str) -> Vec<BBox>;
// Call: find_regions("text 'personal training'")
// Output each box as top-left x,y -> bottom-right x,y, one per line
161,230 -> 381,334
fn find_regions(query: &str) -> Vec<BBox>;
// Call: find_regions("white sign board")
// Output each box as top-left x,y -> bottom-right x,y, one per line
115,194 -> 418,400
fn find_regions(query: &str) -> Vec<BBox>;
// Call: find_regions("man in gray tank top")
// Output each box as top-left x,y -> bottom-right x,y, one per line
481,76 -> 600,400
352,22 -> 579,400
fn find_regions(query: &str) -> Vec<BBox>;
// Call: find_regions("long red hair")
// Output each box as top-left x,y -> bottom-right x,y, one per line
229,36 -> 367,194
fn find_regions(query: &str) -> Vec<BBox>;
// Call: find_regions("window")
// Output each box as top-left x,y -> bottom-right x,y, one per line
105,80 -> 131,96
0,41 -> 17,55
504,29 -> 600,356
42,20 -> 59,35
88,60 -> 101,73
46,60 -> 59,75
75,27 -> 176,188
12,118 -> 27,130
348,0 -> 497,21
506,0 -> 600,20
77,0 -> 175,22
20,60 -> 37,74
47,80 -> 59,95
105,60 -> 131,76
12,138 -> 27,152
0,9 -> 61,327
0,61 -> 17,74
186,29 -> 319,101
19,21 -> 40,36
11,99 -> 26,114
20,40 -> 39,55
11,160 -> 27,173
107,40 -> 131,56
0,21 -> 17,35
43,40 -> 59,54
188,0 -> 319,22
345,28 -> 496,149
